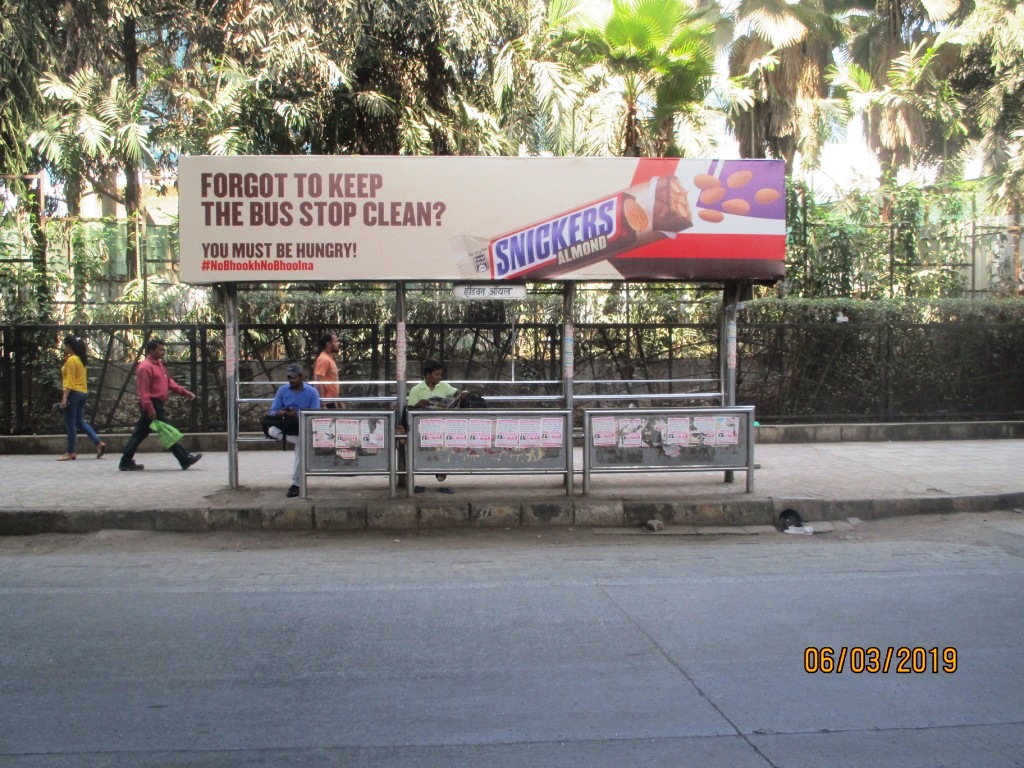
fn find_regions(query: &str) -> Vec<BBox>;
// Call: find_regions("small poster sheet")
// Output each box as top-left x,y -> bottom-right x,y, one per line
418,417 -> 445,448
618,417 -> 643,448
360,419 -> 386,450
495,418 -> 519,448
715,416 -> 740,446
540,417 -> 564,448
311,418 -> 335,449
444,418 -> 469,449
665,417 -> 691,446
334,418 -> 361,448
469,418 -> 493,449
692,416 -> 718,446
592,415 -> 616,447
518,418 -> 543,448
644,417 -> 668,446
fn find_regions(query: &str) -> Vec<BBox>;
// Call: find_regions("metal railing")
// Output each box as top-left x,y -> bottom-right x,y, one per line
235,379 -> 400,444
4,318 -> 1024,435
582,406 -> 756,493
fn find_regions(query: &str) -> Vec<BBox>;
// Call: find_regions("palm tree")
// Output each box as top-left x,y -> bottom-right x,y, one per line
841,0 -> 971,179
0,0 -> 62,178
727,0 -> 850,171
29,67 -> 153,286
830,27 -> 965,184
318,0 -> 512,156
26,1 -> 196,281
171,1 -> 352,156
0,0 -> 64,316
490,0 -> 588,155
562,0 -> 718,157
948,0 -> 1024,215
943,0 -> 1024,287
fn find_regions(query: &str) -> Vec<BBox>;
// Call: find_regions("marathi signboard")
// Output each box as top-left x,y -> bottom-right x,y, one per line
178,156 -> 785,284
453,284 -> 527,300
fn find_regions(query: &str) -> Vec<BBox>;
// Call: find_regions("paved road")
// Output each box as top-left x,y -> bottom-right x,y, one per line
2,513 -> 1023,767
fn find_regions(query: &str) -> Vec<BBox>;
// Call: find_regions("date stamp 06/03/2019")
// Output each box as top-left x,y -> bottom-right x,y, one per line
804,646 -> 958,674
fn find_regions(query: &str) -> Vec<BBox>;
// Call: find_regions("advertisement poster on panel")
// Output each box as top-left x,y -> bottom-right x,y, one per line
178,156 -> 785,284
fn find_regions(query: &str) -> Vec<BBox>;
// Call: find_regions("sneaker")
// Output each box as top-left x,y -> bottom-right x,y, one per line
119,462 -> 144,471
96,442 -> 107,459
180,453 -> 203,470
286,485 -> 300,498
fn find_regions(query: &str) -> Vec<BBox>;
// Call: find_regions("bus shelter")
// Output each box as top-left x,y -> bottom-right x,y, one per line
177,156 -> 786,494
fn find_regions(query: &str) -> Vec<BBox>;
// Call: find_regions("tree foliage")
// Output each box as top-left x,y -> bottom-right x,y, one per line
0,0 -> 1018,202
561,0 -> 717,157
0,0 -> 1021,321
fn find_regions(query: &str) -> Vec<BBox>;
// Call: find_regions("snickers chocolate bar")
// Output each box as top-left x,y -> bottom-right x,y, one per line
451,175 -> 692,280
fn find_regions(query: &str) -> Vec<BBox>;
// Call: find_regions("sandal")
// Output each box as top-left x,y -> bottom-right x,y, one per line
96,442 -> 107,459
57,453 -> 77,461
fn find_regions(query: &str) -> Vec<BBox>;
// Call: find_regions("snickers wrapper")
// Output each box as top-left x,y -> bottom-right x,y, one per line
451,176 -> 693,280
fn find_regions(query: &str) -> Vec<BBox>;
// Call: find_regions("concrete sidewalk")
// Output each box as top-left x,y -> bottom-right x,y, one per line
3,438 -> 1023,535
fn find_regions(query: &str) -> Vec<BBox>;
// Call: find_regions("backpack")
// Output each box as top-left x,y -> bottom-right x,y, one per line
459,392 -> 487,409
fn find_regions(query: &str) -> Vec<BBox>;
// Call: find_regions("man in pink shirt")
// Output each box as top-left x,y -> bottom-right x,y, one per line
119,337 -> 202,471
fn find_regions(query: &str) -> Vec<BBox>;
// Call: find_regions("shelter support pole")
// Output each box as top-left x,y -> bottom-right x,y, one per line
396,283 -> 408,488
562,282 -> 576,494
396,283 -> 407,424
224,283 -> 240,488
721,281 -> 740,484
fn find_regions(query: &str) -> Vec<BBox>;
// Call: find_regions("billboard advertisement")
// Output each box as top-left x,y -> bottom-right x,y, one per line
178,156 -> 785,284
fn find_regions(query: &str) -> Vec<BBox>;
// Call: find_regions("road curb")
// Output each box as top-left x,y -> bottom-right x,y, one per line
2,491 -> 1022,536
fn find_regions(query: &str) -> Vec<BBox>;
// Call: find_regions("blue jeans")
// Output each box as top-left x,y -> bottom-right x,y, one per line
64,390 -> 101,454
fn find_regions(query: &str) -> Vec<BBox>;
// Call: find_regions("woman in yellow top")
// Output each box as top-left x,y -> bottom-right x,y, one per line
58,335 -> 106,461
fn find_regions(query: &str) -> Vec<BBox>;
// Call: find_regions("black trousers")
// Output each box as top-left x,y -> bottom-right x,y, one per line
120,399 -> 189,467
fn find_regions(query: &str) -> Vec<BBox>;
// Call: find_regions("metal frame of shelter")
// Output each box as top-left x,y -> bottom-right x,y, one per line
178,156 -> 786,492
220,278 -> 752,492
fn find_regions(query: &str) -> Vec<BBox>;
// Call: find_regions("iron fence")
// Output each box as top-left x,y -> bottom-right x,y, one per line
3,318 -> 1023,435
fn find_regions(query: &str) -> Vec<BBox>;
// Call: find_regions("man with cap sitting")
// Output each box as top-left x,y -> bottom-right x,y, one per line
267,363 -> 320,497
